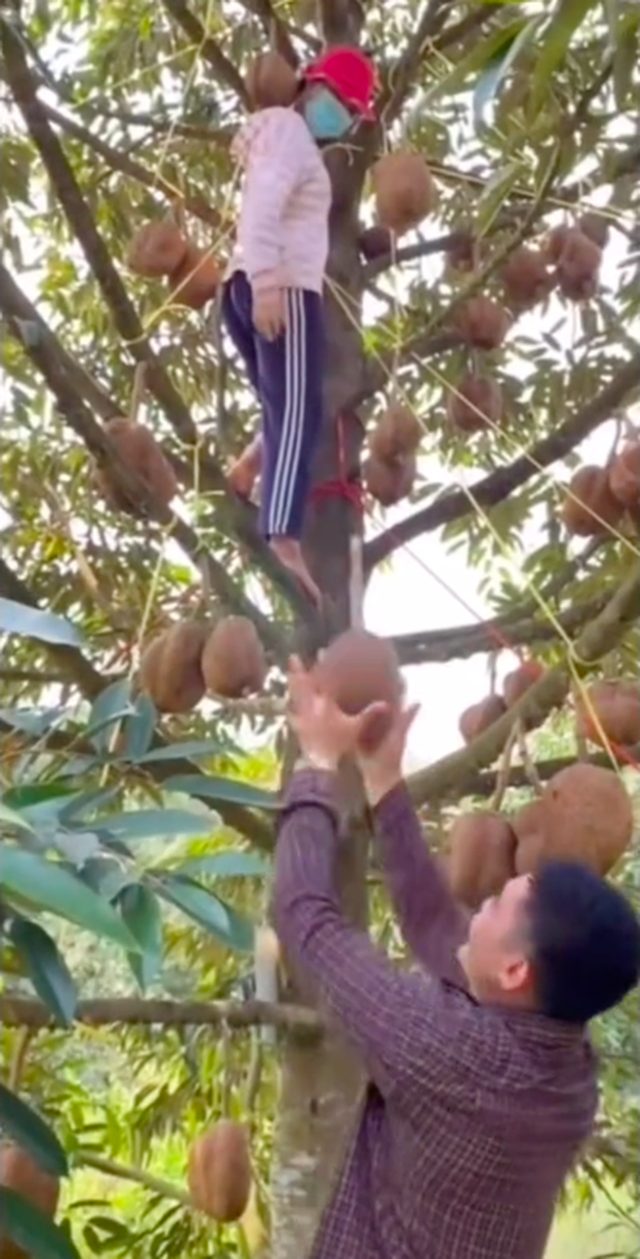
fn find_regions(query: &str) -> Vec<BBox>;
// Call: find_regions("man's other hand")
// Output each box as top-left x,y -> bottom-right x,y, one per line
356,703 -> 421,807
287,656 -> 389,773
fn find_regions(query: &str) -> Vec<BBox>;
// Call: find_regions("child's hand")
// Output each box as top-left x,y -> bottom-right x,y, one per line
253,287 -> 286,340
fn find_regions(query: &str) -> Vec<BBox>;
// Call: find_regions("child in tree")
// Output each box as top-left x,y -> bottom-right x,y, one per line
222,47 -> 377,602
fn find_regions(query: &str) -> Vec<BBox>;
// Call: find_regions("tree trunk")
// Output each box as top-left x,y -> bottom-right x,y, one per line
269,145 -> 372,1256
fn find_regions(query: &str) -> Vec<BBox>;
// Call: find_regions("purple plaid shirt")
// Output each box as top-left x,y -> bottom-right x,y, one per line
274,769 -> 598,1259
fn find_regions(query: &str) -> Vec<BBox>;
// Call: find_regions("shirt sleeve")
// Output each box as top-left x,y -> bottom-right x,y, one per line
239,108 -> 308,290
373,783 -> 469,985
274,770 -> 490,1113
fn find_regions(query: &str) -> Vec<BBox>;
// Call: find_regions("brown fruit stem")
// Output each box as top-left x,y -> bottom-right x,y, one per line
490,720 -> 519,811
515,720 -> 543,795
76,1151 -> 190,1206
572,681 -> 590,762
8,1028 -> 33,1091
128,363 -> 147,424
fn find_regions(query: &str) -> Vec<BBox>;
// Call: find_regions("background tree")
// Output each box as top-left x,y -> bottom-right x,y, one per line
1,1 -> 639,1257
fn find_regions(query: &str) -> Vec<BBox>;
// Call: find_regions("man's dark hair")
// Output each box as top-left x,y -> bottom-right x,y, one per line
528,861 -> 640,1023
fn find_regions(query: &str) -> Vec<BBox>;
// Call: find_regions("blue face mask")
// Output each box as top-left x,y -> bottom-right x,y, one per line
303,89 -> 354,141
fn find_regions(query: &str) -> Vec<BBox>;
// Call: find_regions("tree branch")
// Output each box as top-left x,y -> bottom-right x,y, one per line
363,232 -> 461,282
0,274 -> 286,658
0,262 -> 315,622
75,1152 -> 190,1207
392,593 -> 608,666
239,0 -> 300,67
1,21 -> 200,447
457,746 -> 640,800
42,103 -> 226,230
381,0 -> 461,121
365,348 -> 640,569
0,557 -> 106,699
160,0 -> 251,107
408,566 -> 640,806
0,995 -> 322,1035
318,0 -> 365,45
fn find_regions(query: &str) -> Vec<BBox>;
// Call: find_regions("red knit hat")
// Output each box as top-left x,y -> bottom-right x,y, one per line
303,47 -> 378,120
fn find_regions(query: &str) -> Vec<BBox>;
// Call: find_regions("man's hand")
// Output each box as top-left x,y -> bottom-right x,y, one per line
288,656 -> 389,773
252,287 -> 286,340
356,703 -> 421,807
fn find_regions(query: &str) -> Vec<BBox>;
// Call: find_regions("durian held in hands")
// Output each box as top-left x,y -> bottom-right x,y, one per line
313,629 -> 404,753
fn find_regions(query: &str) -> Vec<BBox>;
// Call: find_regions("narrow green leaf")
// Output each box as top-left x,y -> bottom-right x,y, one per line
472,18 -> 539,127
422,19 -> 528,105
171,851 -> 271,880
0,598 -> 84,647
0,1084 -> 68,1176
163,774 -> 278,810
158,875 -> 254,952
134,738 -> 231,764
532,0 -> 597,103
87,679 -> 132,752
118,884 -> 163,990
0,1188 -> 80,1259
476,158 -> 528,231
10,920 -> 78,1025
98,808 -> 217,841
0,848 -> 140,952
0,801 -> 35,832
120,694 -> 157,761
3,783 -> 79,811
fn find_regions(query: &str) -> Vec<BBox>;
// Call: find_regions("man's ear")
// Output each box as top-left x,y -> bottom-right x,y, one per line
499,956 -> 535,996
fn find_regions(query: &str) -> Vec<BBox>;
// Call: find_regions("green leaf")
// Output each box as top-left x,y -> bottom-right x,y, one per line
98,808 -> 217,841
476,158 -> 528,232
421,19 -> 528,105
0,800 -> 35,832
3,782 -> 79,811
0,598 -> 84,647
87,679 -> 133,752
118,884 -> 163,990
163,774 -> 278,810
120,693 -> 157,761
532,0 -> 597,104
0,1084 -> 68,1176
171,851 -> 271,879
472,18 -> 539,127
134,738 -> 232,764
10,920 -> 77,1025
0,1188 -> 80,1259
158,875 -> 254,952
0,848 -> 140,952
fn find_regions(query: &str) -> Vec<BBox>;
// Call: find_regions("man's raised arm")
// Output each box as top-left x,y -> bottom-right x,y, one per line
359,708 -> 468,984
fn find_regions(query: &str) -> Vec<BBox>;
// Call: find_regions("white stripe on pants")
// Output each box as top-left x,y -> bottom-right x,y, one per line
266,289 -> 307,537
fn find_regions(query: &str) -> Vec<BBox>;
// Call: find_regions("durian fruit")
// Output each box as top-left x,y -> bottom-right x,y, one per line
372,152 -> 436,235
201,616 -> 267,699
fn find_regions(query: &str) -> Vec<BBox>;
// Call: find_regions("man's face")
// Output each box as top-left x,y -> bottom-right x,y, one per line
458,874 -> 536,1005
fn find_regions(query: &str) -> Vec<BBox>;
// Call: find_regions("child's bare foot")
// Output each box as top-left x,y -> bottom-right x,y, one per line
270,536 -> 321,605
228,438 -> 262,500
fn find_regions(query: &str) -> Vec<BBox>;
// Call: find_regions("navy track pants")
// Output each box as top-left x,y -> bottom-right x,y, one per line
221,270 -> 324,540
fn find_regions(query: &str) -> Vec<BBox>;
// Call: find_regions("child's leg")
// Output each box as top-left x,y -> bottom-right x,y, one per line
255,288 -> 324,602
221,274 -> 262,498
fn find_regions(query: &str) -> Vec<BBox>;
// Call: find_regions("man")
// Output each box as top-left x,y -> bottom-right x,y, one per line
273,659 -> 640,1259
